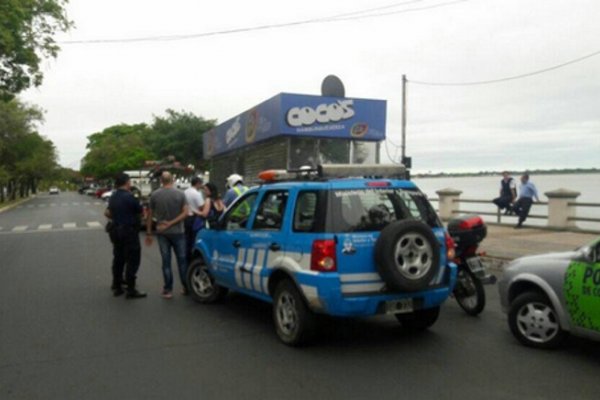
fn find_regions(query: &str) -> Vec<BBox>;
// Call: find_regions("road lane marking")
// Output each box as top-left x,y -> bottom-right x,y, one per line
63,223 -> 76,229
50,203 -> 57,207
38,224 -> 52,230
84,202 -> 91,205
72,202 -> 79,206
61,203 -> 69,206
94,202 -> 102,206
12,225 -> 28,232
87,221 -> 102,228
38,204 -> 46,207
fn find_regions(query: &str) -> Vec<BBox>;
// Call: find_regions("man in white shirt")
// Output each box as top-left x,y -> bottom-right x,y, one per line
184,176 -> 205,265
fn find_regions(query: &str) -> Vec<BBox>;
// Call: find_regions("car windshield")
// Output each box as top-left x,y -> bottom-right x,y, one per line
326,188 -> 440,232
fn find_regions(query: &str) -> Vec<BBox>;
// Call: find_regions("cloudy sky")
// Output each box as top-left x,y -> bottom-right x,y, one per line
21,0 -> 600,173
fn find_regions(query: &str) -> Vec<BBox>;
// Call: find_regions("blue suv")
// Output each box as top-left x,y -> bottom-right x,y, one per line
188,165 -> 457,345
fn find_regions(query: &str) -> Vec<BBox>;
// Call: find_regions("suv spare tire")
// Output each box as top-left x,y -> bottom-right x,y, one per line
375,219 -> 440,292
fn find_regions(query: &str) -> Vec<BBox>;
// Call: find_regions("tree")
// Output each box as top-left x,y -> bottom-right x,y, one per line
0,0 -> 73,100
0,98 -> 58,200
148,109 -> 216,170
81,124 -> 156,179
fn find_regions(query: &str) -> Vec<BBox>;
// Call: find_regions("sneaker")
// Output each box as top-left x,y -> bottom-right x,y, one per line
126,290 -> 147,299
113,287 -> 124,297
161,290 -> 173,299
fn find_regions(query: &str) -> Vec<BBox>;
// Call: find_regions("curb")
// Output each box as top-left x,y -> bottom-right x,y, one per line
0,195 -> 35,214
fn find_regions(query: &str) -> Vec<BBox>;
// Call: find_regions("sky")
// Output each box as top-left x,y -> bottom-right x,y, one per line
20,0 -> 600,173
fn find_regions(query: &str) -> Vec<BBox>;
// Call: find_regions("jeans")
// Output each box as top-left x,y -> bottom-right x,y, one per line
111,225 -> 141,291
157,233 -> 187,292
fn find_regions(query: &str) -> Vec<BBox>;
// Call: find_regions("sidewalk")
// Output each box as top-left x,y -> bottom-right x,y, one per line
481,224 -> 598,263
0,195 -> 34,214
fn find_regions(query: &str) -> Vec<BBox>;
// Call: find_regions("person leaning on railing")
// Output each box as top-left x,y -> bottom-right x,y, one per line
513,173 -> 539,229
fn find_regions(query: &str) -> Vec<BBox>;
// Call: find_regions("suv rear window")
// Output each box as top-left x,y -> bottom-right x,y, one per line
326,188 -> 440,232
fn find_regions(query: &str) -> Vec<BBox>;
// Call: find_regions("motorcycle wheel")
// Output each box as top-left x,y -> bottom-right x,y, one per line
454,265 -> 486,316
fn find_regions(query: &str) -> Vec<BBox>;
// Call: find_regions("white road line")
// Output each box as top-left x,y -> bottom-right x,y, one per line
72,202 -> 79,206
94,202 -> 102,206
50,203 -> 57,207
63,223 -> 77,229
38,204 -> 46,207
61,203 -> 69,206
12,225 -> 28,232
84,202 -> 90,205
38,224 -> 52,230
86,221 -> 102,228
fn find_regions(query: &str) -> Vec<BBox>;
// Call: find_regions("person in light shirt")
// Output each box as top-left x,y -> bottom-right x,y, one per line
513,173 -> 539,229
183,176 -> 205,266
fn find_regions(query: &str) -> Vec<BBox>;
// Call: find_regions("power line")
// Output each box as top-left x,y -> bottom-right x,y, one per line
409,48 -> 600,86
329,0 -> 468,22
60,0 -> 468,45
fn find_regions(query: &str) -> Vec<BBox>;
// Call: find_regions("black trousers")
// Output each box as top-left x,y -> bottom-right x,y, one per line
513,197 -> 533,225
493,195 -> 513,210
110,225 -> 141,290
184,216 -> 196,266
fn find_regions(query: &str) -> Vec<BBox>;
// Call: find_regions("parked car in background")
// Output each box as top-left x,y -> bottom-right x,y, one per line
499,238 -> 600,349
95,187 -> 111,198
101,190 -> 114,201
49,187 -> 60,195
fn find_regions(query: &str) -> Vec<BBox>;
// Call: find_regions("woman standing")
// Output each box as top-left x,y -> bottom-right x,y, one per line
195,182 -> 225,230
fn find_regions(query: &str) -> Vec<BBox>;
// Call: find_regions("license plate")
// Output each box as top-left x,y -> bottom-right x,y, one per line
466,257 -> 485,276
385,298 -> 414,314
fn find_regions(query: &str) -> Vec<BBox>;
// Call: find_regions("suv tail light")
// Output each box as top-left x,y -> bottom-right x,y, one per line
311,239 -> 337,272
444,232 -> 456,261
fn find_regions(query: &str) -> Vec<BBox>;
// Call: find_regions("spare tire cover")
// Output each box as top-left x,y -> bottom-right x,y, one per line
375,219 -> 441,292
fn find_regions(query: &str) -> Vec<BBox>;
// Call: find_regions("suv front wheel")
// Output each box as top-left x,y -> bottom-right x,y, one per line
273,279 -> 316,346
187,259 -> 228,303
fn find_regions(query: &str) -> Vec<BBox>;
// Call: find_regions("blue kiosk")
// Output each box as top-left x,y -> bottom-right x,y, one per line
203,92 -> 387,189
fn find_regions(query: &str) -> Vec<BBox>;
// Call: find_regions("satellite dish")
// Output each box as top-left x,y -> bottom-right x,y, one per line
321,75 -> 345,97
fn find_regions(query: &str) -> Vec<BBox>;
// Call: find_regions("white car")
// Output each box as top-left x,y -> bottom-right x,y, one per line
101,190 -> 114,201
49,187 -> 60,195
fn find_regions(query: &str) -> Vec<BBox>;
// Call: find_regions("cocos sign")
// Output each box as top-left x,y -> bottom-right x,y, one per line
286,100 -> 355,127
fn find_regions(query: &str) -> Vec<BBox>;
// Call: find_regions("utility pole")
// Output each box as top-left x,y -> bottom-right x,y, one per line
401,74 -> 407,162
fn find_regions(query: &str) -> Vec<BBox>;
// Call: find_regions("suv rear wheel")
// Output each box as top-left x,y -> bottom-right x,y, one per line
375,220 -> 440,292
187,259 -> 228,303
273,279 -> 316,346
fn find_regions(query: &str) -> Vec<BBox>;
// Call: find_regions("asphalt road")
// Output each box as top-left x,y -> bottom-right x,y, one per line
1,192 -> 599,400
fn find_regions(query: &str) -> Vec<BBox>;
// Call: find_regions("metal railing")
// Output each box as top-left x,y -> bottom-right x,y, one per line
428,197 -> 600,233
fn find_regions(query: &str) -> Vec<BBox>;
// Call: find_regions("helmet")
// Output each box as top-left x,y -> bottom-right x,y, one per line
226,173 -> 243,189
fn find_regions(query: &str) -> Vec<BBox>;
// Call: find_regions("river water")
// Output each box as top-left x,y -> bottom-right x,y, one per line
412,173 -> 600,231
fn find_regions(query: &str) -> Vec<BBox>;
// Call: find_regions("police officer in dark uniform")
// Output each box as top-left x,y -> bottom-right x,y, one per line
105,173 -> 147,298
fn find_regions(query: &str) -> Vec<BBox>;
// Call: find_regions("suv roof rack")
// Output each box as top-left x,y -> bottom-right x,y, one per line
258,164 -> 407,183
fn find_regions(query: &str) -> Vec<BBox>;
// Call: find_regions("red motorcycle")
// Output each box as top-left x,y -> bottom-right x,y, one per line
448,215 -> 496,316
